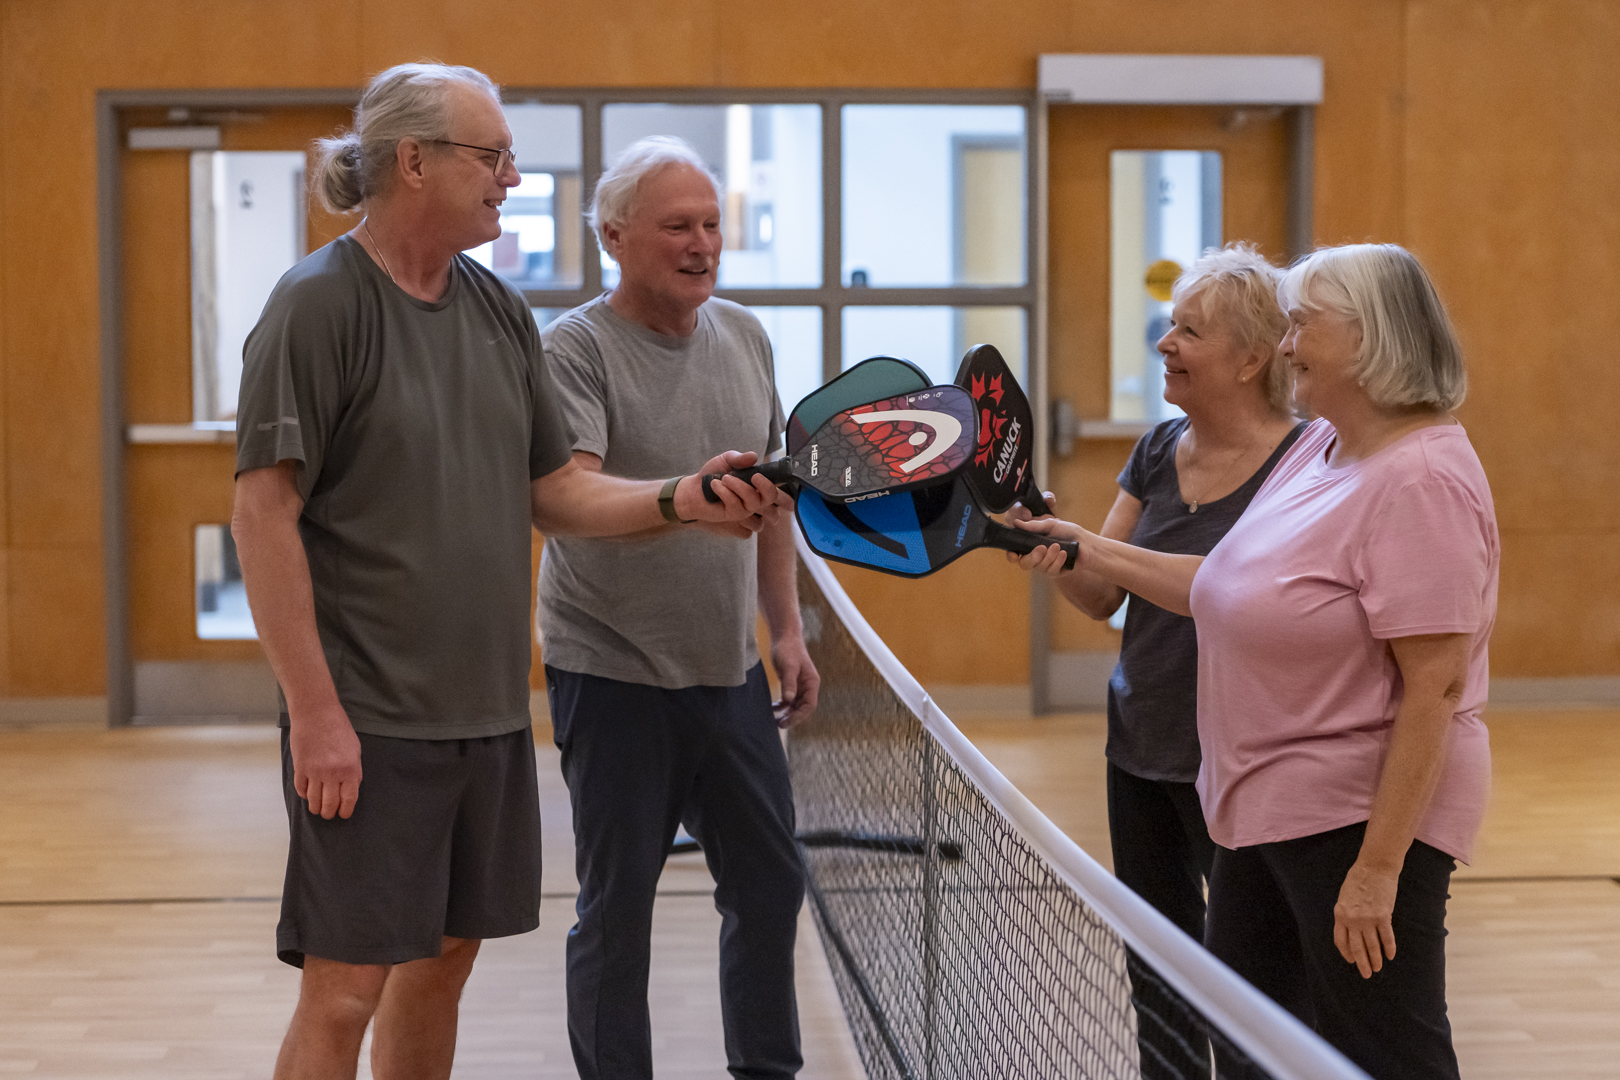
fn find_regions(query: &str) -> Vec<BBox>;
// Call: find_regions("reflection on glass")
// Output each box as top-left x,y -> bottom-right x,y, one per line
191,151 -> 306,422
197,525 -> 256,640
599,103 -> 822,290
1110,150 -> 1222,423
467,104 -> 584,288
748,307 -> 823,414
842,105 -> 1026,287
842,306 -> 1026,387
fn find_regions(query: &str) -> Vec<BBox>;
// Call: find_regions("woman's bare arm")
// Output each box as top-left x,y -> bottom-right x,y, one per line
1332,632 -> 1472,978
1012,515 -> 1204,617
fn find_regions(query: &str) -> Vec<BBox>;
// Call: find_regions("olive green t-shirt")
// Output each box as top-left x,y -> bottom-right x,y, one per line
236,235 -> 573,739
537,296 -> 784,689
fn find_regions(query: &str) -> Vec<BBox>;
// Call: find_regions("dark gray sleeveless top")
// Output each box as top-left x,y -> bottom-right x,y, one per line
1107,416 -> 1306,782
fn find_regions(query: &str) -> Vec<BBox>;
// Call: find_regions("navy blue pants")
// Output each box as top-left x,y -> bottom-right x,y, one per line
1205,822 -> 1460,1080
546,664 -> 804,1080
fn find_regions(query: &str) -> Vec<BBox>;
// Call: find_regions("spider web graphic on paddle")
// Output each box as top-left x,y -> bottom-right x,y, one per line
814,390 -> 976,494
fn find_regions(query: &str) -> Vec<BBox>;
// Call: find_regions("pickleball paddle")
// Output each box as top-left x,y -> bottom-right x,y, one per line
796,475 -> 1077,578
954,343 -> 1051,517
703,384 -> 977,503
788,356 -> 931,455
781,356 -> 936,547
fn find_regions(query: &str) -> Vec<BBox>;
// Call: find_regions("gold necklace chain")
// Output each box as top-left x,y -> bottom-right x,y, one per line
1182,426 -> 1262,514
361,217 -> 396,283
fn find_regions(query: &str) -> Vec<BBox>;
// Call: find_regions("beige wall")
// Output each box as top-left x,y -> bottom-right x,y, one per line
0,0 -> 1614,695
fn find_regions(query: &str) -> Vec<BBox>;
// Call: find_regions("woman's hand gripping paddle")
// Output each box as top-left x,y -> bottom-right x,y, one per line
796,474 -> 1077,578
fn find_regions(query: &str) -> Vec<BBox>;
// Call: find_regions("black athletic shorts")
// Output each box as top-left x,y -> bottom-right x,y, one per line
275,725 -> 543,968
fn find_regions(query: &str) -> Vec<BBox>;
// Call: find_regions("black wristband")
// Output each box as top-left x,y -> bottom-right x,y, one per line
658,476 -> 691,524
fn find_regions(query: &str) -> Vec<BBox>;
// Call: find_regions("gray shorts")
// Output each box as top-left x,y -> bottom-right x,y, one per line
276,725 -> 543,968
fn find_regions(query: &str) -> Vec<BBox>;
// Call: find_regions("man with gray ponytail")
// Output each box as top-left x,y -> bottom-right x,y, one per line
232,65 -> 782,1080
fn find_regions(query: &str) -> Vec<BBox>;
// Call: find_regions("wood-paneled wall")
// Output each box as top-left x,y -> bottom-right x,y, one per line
1,0 -> 1614,695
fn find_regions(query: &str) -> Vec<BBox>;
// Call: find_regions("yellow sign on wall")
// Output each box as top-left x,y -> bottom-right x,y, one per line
1144,259 -> 1182,302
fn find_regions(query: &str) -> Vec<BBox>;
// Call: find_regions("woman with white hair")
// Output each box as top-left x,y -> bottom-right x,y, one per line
1016,243 -> 1496,1080
1011,242 -> 1303,1076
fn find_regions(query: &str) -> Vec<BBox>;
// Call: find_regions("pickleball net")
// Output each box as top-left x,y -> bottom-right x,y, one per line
788,533 -> 1369,1080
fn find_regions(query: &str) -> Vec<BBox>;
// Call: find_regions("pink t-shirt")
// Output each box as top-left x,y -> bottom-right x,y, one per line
1189,419 -> 1498,862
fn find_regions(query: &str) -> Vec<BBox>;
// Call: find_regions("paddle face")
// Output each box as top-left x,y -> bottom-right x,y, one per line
787,356 -> 930,455
797,474 -> 1075,578
954,343 -> 1050,516
787,385 -> 976,501
701,356 -> 935,505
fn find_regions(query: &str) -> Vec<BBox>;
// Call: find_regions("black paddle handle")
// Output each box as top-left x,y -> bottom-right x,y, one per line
988,521 -> 1078,570
1018,479 -> 1053,518
701,459 -> 795,502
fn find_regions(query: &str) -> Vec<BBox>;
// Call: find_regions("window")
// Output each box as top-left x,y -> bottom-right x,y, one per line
595,103 -> 824,290
190,151 -> 306,423
501,93 -> 1032,422
196,525 -> 255,640
843,306 -> 1026,386
468,104 -> 584,288
1109,150 -> 1221,423
841,105 -> 1026,287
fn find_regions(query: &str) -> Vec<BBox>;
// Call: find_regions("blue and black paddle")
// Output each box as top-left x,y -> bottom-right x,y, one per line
796,473 -> 1076,577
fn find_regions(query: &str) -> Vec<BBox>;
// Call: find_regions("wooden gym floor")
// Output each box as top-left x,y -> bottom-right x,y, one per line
1,706 -> 1615,1078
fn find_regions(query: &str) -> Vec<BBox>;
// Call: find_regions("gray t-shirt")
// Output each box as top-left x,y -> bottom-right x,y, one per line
537,295 -> 784,689
1108,416 -> 1305,781
236,235 -> 574,740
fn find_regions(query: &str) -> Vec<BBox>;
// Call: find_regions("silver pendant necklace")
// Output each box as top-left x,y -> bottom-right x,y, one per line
1183,429 -> 1259,513
362,217 -> 396,283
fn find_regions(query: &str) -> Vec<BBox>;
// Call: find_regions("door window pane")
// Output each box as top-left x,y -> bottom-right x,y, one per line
599,104 -> 823,290
190,151 -> 306,423
1110,150 -> 1221,423
467,104 -> 584,288
842,306 -> 1025,388
196,525 -> 256,640
842,105 -> 1026,288
748,307 -> 823,415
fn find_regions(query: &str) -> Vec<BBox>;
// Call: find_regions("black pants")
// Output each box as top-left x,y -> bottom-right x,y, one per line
546,664 -> 804,1080
1205,822 -> 1460,1080
1107,761 -> 1216,1079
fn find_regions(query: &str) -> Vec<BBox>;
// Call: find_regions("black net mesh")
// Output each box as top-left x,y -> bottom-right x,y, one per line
789,560 -> 1279,1080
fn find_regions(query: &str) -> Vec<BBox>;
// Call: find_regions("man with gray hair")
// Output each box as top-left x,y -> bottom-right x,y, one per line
233,68 -> 778,1080
539,136 -> 818,1079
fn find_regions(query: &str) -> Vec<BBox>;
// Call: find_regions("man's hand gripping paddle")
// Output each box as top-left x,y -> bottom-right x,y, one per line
703,384 -> 976,503
954,343 -> 1052,517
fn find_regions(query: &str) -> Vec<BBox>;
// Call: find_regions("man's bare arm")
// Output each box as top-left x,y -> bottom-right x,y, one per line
531,450 -> 789,539
232,463 -> 360,820
757,509 -> 818,727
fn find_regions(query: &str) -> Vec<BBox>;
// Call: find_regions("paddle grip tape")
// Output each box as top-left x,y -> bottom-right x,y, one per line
997,527 -> 1078,570
701,461 -> 793,502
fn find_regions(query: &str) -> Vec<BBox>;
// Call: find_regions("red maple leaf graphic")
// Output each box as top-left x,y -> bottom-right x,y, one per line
988,374 -> 1004,405
970,373 -> 986,401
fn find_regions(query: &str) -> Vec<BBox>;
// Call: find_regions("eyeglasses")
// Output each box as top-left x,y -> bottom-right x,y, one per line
432,140 -> 517,177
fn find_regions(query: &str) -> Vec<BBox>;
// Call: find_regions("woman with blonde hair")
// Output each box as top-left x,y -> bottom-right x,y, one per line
1016,243 -> 1495,1080
1012,241 -> 1303,1076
